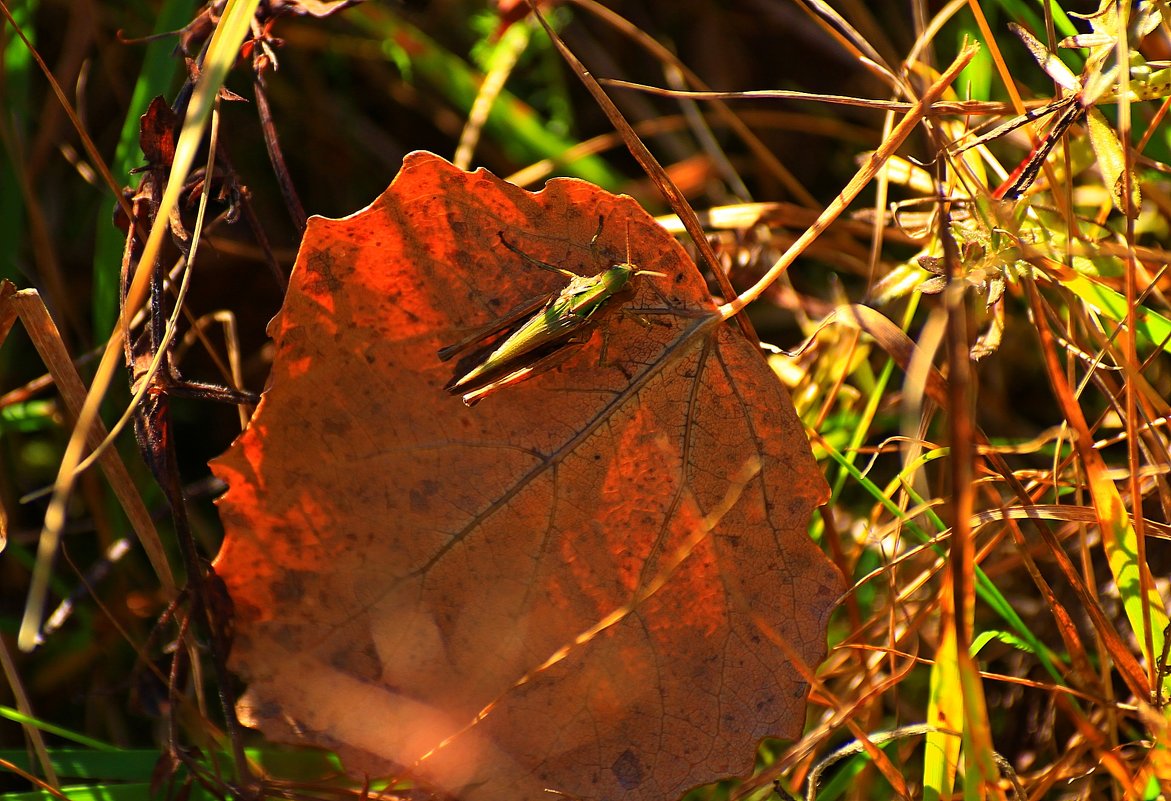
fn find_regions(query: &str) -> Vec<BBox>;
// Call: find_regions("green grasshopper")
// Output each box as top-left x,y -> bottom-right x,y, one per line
438,221 -> 664,406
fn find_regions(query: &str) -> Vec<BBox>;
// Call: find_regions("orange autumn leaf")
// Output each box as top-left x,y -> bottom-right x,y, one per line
211,151 -> 841,801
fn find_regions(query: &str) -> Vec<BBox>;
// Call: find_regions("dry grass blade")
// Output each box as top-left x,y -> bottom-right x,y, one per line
0,284 -> 174,634
570,0 -> 818,207
602,79 -> 1019,117
719,42 -> 979,319
1022,280 -> 1164,698
18,0 -> 262,651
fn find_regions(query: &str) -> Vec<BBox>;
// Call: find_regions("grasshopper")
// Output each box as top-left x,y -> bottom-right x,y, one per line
438,220 -> 664,406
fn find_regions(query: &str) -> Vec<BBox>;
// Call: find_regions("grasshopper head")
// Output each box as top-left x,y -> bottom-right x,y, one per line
598,263 -> 637,295
600,263 -> 666,295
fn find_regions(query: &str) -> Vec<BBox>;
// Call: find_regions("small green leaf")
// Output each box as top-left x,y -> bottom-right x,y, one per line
1086,107 -> 1140,215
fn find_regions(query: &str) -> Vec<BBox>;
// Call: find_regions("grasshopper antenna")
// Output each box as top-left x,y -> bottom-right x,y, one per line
625,220 -> 666,279
497,232 -> 579,278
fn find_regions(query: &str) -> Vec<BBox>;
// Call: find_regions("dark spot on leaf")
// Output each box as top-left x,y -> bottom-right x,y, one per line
303,252 -> 342,293
410,488 -> 429,512
271,570 -> 306,603
253,699 -> 283,721
409,480 -> 440,511
611,749 -> 643,790
323,415 -> 352,436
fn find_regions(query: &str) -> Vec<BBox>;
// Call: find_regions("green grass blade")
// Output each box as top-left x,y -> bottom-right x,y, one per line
0,710 -> 116,751
1063,273 -> 1171,353
0,0 -> 36,284
350,7 -> 623,187
91,0 -> 197,338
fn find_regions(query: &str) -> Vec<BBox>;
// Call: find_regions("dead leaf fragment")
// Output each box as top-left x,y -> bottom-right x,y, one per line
212,151 -> 841,801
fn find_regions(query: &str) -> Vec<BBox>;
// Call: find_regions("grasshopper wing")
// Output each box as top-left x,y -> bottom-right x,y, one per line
437,293 -> 551,363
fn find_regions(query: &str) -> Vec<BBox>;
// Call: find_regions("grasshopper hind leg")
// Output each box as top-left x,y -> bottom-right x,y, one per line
458,338 -> 589,406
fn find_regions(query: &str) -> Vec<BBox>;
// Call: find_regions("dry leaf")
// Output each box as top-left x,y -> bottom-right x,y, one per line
212,152 -> 841,801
